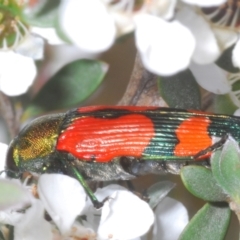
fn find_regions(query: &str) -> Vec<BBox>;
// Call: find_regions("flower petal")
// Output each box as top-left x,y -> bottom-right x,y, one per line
234,108 -> 240,116
0,210 -> 23,225
111,11 -> 135,36
212,28 -> 238,50
70,222 -> 96,240
152,197 -> 188,240
97,190 -> 154,240
176,6 -> 220,64
190,61 -> 231,94
16,34 -> 44,60
82,184 -> 128,232
135,14 -> 195,76
181,0 -> 227,7
32,27 -> 65,45
59,0 -> 116,53
95,184 -> 128,201
14,200 -> 52,240
232,39 -> 240,69
38,174 -> 87,234
0,51 -> 36,96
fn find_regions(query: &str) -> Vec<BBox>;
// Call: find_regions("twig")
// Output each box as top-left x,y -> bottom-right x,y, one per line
118,54 -> 167,107
0,91 -> 19,138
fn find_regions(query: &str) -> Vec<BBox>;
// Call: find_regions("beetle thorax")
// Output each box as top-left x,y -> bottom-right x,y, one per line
13,114 -> 64,165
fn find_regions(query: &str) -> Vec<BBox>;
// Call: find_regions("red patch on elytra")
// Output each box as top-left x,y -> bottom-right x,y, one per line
174,117 -> 212,158
56,114 -> 155,162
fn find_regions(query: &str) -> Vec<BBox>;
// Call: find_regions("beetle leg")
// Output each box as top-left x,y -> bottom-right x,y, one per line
194,134 -> 229,160
57,155 -> 106,209
69,163 -> 106,209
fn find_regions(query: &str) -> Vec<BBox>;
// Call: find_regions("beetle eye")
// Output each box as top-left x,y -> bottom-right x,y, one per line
6,141 -> 19,177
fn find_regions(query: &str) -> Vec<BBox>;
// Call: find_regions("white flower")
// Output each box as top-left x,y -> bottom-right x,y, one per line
59,0 -> 116,53
0,140 -> 189,240
83,184 -> 188,240
190,62 -> 231,94
38,174 -> 87,234
232,39 -> 240,69
0,142 -> 51,239
58,0 -> 235,86
228,72 -> 240,108
0,3 -> 46,96
0,167 -> 189,240
97,188 -> 154,240
176,5 -> 221,65
14,200 -> 52,240
31,27 -> 65,45
181,0 -> 227,6
134,14 -> 195,76
0,51 -> 37,96
152,197 -> 189,240
234,108 -> 240,116
38,178 -> 154,239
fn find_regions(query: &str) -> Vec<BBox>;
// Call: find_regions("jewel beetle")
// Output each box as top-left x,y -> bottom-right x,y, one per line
6,106 -> 239,208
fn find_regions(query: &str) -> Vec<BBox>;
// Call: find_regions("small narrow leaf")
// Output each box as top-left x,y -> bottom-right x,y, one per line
146,181 -> 176,209
213,94 -> 237,115
211,137 -> 240,203
181,166 -> 227,202
158,69 -> 201,109
179,203 -> 231,240
24,60 -> 108,118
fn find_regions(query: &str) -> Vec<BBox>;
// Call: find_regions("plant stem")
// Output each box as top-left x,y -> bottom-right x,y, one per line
0,91 -> 19,138
118,54 -> 167,106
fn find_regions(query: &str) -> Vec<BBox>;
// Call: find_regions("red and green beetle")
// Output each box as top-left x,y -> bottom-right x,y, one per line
6,106 -> 238,207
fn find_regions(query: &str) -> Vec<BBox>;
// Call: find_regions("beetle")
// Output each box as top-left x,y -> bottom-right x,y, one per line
6,106 -> 239,208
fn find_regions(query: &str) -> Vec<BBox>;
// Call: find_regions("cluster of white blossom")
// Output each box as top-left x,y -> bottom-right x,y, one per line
0,143 -> 188,240
1,0 -> 240,97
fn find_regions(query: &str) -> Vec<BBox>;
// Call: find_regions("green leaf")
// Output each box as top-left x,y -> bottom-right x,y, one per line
216,45 -> 240,73
181,166 -> 227,202
0,179 -> 29,210
213,94 -> 237,114
24,59 -> 108,118
146,181 -> 175,209
158,69 -> 201,109
179,203 -> 231,240
211,137 -> 240,203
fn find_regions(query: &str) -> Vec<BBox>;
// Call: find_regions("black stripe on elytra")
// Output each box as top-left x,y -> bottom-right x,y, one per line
208,114 -> 240,142
61,108 -> 136,130
61,107 -> 189,131
142,110 -> 189,158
